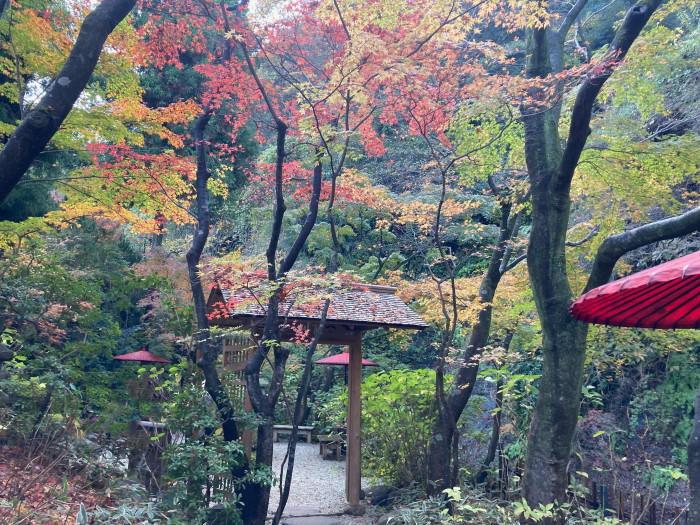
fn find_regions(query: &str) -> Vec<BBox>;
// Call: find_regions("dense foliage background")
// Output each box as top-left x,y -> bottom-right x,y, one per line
0,0 -> 698,523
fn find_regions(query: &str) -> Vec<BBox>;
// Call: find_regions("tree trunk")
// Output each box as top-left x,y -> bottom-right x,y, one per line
0,0 -> 136,204
520,2 -> 672,520
687,384 -> 700,525
427,198 -> 520,492
272,300 -> 330,525
242,144 -> 323,524
186,110 -> 261,522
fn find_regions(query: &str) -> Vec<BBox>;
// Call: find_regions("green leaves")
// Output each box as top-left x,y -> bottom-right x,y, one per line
359,369 -> 445,487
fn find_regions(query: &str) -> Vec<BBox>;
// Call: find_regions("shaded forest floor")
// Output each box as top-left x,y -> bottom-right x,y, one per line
574,410 -> 690,515
0,445 -> 111,523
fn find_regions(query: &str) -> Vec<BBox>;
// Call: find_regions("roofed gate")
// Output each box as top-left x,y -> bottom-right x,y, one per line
207,282 -> 427,510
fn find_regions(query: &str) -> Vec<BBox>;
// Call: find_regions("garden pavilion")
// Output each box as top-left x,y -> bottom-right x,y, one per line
206,281 -> 427,508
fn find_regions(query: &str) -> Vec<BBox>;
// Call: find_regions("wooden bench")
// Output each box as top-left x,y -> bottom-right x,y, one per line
272,424 -> 314,443
318,434 -> 344,460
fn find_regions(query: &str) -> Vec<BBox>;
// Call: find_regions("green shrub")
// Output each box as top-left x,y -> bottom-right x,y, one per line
313,383 -> 346,434
160,382 -> 249,524
387,486 -> 625,524
359,369 -> 441,488
629,350 -> 700,462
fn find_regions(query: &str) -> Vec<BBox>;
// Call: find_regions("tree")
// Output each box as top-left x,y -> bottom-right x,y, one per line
227,0 -> 524,518
0,0 -> 136,204
399,94 -> 530,492
520,0 -> 700,520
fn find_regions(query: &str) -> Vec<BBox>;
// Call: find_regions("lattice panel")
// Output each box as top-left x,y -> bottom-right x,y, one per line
222,334 -> 254,372
221,333 -> 255,457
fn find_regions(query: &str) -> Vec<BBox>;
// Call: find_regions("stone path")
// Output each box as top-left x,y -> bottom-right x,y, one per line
266,442 -> 379,525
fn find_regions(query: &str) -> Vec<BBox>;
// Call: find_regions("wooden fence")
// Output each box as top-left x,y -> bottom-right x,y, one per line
579,477 -> 690,525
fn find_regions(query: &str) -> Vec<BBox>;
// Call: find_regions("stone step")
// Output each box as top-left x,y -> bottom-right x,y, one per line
280,517 -> 342,525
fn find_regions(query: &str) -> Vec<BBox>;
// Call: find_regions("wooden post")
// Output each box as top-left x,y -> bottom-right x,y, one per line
346,335 -> 363,510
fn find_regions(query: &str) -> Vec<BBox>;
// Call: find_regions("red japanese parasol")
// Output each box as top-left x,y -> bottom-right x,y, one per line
113,348 -> 171,364
571,251 -> 700,522
314,348 -> 379,367
570,251 -> 700,329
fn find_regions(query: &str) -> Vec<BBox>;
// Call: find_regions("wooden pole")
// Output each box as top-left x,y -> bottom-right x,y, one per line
346,335 -> 363,509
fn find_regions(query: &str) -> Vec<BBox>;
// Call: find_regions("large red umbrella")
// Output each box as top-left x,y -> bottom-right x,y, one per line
113,348 -> 171,364
570,251 -> 700,329
570,250 -> 700,523
314,348 -> 379,367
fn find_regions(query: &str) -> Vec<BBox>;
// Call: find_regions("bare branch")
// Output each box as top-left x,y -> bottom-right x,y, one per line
332,0 -> 351,40
556,0 -> 589,41
565,224 -> 599,247
502,252 -> 527,274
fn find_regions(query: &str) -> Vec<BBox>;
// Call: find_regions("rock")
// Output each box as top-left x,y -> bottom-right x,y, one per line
365,484 -> 395,506
343,504 -> 366,516
375,512 -> 398,525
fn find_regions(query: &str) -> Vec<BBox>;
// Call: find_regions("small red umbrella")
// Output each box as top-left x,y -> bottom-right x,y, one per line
314,348 -> 379,367
113,348 -> 171,364
570,251 -> 700,329
315,348 -> 378,385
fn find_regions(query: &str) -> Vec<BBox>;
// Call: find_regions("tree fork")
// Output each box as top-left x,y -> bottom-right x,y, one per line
521,2 -> 666,520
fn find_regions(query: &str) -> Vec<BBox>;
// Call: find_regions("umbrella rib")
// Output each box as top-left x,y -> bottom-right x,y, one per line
588,276 -> 700,328
580,281 -> 669,322
579,277 -> 695,327
609,277 -> 698,327
639,277 -> 700,328
649,276 -> 700,328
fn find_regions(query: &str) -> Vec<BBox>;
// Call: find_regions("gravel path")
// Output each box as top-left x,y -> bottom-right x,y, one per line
266,442 -> 380,524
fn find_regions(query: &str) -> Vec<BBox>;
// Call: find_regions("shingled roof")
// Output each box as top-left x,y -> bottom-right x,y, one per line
207,282 -> 428,331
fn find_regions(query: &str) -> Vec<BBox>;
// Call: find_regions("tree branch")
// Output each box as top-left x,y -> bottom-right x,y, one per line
584,207 -> 700,293
271,299 -> 330,525
278,156 -> 323,277
502,252 -> 527,273
558,0 -> 663,192
556,0 -> 590,41
565,224 -> 599,247
0,0 -> 136,204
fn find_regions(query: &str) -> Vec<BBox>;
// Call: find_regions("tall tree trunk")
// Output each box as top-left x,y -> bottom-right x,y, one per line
242,138 -> 324,525
0,0 -> 136,204
520,2 -> 677,520
271,300 -> 330,525
186,110 -> 260,521
427,196 -> 521,492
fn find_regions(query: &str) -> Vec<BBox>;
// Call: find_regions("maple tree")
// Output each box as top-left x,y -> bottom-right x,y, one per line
199,0 -> 538,518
